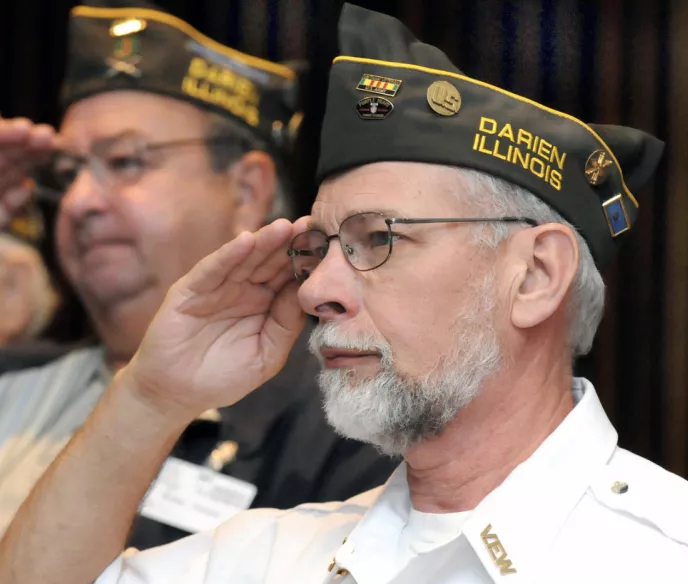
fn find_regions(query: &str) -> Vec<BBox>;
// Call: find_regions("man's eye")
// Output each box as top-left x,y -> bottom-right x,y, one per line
367,230 -> 391,247
107,155 -> 146,173
51,158 -> 81,188
367,231 -> 403,247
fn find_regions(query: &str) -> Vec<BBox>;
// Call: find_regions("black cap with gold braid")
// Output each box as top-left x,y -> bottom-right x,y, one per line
60,1 -> 303,151
317,4 -> 665,267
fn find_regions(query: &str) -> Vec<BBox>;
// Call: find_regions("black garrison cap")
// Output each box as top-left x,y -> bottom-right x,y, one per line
317,4 -> 665,267
60,1 -> 303,151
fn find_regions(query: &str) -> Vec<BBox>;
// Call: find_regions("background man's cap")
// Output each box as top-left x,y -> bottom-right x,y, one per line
61,1 -> 304,151
317,3 -> 665,267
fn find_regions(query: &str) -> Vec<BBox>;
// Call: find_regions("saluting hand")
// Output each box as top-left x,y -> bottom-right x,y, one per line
120,217 -> 310,422
0,117 -> 57,226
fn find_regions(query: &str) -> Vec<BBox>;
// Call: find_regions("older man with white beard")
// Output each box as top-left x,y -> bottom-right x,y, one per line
2,4 -> 686,584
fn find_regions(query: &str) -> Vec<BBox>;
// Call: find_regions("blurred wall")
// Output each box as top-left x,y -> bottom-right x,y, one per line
1,0 -> 686,476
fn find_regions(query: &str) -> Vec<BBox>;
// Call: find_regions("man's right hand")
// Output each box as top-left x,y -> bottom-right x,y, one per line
119,217 -> 311,426
0,117 -> 57,227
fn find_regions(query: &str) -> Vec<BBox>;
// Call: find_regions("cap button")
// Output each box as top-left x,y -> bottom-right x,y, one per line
611,481 -> 629,494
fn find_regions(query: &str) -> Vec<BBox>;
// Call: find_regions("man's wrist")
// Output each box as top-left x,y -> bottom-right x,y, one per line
108,368 -> 194,441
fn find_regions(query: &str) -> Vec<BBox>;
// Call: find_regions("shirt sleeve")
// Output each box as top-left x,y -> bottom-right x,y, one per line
95,508 -> 281,584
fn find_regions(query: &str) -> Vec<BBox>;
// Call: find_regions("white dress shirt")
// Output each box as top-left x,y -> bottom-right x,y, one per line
96,378 -> 688,583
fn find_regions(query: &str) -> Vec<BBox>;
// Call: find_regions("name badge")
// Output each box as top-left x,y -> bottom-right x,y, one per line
139,456 -> 257,534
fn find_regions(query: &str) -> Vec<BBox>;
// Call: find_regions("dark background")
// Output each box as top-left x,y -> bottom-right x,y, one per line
1,0 -> 686,476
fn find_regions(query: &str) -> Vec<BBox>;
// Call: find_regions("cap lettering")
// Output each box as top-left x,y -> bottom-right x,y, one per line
472,118 -> 567,192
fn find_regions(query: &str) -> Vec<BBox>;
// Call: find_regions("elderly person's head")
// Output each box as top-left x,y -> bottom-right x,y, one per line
293,4 -> 663,455
33,1 -> 302,364
0,235 -> 59,345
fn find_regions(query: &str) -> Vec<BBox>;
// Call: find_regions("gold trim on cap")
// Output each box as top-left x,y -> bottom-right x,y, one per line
72,5 -> 296,80
333,55 -> 638,208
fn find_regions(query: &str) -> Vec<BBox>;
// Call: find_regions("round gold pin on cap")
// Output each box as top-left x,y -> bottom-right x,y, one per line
585,149 -> 614,186
427,80 -> 461,116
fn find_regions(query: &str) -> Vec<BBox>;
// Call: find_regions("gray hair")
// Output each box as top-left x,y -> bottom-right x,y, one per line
0,235 -> 60,342
452,167 -> 605,357
203,112 -> 295,222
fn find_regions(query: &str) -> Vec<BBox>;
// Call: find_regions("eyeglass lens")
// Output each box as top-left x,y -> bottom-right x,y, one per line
32,135 -> 151,195
289,212 -> 393,281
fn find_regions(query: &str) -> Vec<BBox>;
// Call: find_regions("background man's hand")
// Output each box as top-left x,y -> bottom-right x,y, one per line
0,117 -> 57,227
120,217 -> 310,422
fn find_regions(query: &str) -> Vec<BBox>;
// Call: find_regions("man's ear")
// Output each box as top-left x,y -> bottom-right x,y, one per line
229,150 -> 277,233
0,260 -> 31,343
509,223 -> 579,330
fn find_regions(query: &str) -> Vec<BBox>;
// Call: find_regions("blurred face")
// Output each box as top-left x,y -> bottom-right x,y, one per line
298,162 -> 505,454
55,92 -> 242,317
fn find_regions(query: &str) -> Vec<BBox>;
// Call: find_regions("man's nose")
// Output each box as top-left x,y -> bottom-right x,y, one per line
297,241 -> 361,322
58,164 -> 111,221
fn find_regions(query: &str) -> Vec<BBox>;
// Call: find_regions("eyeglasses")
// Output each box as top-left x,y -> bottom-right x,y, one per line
31,133 -> 246,199
287,212 -> 538,282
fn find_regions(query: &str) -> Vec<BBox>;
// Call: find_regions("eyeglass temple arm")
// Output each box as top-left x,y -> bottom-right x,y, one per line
387,217 -> 538,227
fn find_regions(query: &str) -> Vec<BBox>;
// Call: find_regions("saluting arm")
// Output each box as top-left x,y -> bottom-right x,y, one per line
0,219 -> 308,584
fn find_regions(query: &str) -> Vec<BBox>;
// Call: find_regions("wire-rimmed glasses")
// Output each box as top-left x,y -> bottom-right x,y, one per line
287,211 -> 538,282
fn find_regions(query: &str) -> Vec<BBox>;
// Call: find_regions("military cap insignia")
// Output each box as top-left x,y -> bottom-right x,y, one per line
602,194 -> 631,237
109,17 -> 147,37
316,4 -> 666,267
105,27 -> 142,79
357,74 -> 402,97
427,80 -> 461,116
356,96 -> 394,119
63,5 -> 302,152
585,149 -> 613,185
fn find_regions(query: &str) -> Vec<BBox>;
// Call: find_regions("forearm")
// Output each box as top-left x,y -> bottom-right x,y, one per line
0,372 -> 190,584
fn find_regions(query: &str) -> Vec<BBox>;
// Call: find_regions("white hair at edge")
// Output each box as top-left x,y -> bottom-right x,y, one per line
308,266 -> 501,456
307,165 -> 606,456
453,167 -> 606,357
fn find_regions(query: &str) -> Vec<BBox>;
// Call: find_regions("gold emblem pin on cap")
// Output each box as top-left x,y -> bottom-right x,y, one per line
427,80 -> 461,116
585,149 -> 614,185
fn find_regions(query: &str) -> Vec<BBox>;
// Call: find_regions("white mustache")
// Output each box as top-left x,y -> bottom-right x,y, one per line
308,322 -> 393,364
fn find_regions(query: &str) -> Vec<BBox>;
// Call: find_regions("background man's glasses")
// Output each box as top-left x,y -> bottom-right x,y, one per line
288,211 -> 538,282
30,133 -> 245,200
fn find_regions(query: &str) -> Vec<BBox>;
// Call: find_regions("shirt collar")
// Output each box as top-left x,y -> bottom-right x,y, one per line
333,378 -> 618,583
462,378 -> 618,582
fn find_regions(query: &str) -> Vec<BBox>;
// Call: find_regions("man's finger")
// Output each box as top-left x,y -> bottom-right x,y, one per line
26,125 -> 57,149
0,119 -> 32,145
248,240 -> 292,285
179,231 -> 256,295
246,216 -> 310,285
229,219 -> 293,283
260,281 -> 306,375
264,263 -> 298,294
291,216 -> 311,238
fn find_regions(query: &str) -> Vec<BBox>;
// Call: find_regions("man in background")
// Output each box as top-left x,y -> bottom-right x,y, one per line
0,0 -> 395,548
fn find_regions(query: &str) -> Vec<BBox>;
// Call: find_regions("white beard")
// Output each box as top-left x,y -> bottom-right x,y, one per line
308,271 -> 501,455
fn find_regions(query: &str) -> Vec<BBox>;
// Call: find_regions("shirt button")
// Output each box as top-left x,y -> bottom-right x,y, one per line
611,481 -> 629,494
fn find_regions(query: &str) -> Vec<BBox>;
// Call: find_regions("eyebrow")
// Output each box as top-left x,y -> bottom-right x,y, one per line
61,130 -> 154,155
